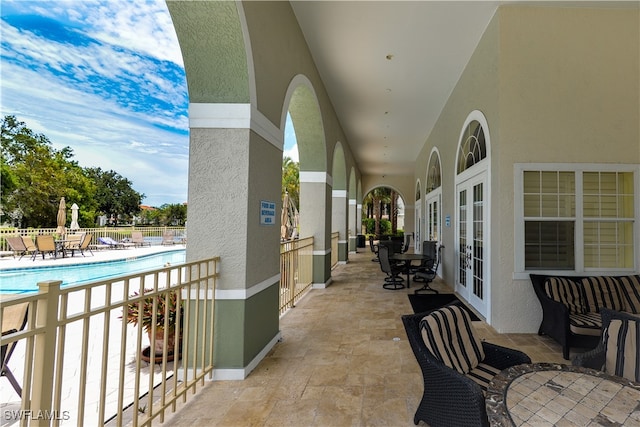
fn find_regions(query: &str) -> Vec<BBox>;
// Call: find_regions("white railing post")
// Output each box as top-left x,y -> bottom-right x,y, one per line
31,280 -> 61,427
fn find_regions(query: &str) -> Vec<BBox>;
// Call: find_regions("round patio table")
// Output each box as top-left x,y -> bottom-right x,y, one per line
485,362 -> 640,426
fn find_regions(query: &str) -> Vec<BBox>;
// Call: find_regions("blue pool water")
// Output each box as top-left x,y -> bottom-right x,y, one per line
0,250 -> 186,293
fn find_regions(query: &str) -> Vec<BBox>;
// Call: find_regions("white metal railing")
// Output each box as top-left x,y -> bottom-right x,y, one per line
279,237 -> 314,315
0,227 -> 186,252
331,231 -> 339,268
0,256 -> 218,426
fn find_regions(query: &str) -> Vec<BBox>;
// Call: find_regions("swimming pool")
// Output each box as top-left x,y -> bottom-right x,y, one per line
0,250 -> 186,293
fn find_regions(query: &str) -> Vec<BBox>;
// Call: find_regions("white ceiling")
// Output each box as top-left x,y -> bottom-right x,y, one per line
290,1 -> 502,176
289,1 -> 637,177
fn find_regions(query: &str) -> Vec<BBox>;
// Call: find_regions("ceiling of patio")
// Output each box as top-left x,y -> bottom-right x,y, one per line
289,1 -> 637,177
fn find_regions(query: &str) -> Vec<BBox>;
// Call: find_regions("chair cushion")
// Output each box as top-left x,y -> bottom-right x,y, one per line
604,313 -> 639,382
544,277 -> 586,314
466,362 -> 501,393
420,304 -> 484,375
616,275 -> 640,314
581,276 -> 625,313
569,313 -> 602,336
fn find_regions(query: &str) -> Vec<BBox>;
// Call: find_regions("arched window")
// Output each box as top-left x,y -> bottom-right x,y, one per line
426,152 -> 441,193
456,120 -> 486,174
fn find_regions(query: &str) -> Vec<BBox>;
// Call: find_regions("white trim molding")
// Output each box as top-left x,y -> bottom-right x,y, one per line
212,331 -> 282,380
300,171 -> 332,187
215,274 -> 280,300
332,190 -> 347,198
189,103 -> 250,129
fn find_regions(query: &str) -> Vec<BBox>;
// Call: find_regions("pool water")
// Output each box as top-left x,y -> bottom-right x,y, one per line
0,250 -> 186,293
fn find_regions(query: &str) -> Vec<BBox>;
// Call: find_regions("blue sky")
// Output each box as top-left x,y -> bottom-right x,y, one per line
1,0 -> 299,207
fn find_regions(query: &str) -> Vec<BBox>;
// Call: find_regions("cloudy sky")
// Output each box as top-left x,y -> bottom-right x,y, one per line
1,0 -> 299,207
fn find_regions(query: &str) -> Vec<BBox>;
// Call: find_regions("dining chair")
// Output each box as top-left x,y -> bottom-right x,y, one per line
378,245 -> 404,290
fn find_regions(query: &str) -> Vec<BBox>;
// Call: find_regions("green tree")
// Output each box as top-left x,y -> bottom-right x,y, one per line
1,115 -> 97,228
84,167 -> 144,225
282,156 -> 299,209
363,187 -> 392,237
159,203 -> 187,226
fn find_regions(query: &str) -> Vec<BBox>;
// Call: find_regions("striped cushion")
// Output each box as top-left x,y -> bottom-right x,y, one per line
616,276 -> 640,314
581,276 -> 625,313
569,313 -> 602,336
420,305 -> 484,375
604,317 -> 639,382
544,278 -> 586,314
466,363 -> 501,393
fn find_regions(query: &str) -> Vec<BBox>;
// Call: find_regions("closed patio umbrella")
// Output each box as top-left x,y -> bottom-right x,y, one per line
56,197 -> 66,236
70,203 -> 80,230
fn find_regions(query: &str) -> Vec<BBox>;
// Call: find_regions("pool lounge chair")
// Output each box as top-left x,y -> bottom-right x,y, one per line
32,235 -> 57,260
98,236 -> 134,249
21,236 -> 37,255
161,231 -> 175,246
63,234 -> 83,257
131,231 -> 151,247
1,302 -> 29,397
6,236 -> 28,260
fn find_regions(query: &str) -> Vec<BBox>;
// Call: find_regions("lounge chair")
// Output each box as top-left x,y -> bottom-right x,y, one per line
32,235 -> 57,260
161,231 -> 175,246
63,234 -> 83,257
6,236 -> 28,260
98,236 -> 134,249
2,302 -> 29,397
21,236 -> 37,255
131,231 -> 151,247
76,233 -> 94,256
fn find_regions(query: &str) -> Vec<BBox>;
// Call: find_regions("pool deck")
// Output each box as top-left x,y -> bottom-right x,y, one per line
0,244 -> 184,271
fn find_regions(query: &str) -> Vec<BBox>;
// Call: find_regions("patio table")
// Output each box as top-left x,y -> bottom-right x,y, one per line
485,362 -> 640,426
389,253 -> 431,288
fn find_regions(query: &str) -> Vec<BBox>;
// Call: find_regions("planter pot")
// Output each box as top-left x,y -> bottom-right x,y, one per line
141,327 -> 182,363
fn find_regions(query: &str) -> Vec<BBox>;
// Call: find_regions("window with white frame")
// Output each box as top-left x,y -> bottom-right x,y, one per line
516,165 -> 637,273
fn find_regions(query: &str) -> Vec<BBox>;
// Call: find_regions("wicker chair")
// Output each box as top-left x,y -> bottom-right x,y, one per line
573,308 -> 639,382
402,304 -> 531,426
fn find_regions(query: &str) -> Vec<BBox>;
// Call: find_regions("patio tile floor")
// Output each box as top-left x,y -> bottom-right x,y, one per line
163,249 -> 572,427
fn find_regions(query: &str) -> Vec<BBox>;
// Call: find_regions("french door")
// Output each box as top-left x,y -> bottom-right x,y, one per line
455,172 -> 488,317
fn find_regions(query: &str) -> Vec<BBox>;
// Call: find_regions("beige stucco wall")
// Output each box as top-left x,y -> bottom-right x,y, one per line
494,6 -> 640,332
417,5 -> 639,333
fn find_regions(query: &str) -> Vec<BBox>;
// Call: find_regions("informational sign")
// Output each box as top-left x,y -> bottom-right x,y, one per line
445,215 -> 451,227
260,200 -> 276,225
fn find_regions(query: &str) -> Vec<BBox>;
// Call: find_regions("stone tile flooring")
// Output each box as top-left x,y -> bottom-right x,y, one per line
164,250 -> 570,426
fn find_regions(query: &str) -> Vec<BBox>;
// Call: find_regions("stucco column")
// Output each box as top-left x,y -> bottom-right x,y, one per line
299,172 -> 332,288
332,189 -> 348,263
186,104 -> 281,379
348,198 -> 357,253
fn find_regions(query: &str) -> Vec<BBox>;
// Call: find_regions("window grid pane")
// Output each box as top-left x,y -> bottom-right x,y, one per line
522,168 -> 635,272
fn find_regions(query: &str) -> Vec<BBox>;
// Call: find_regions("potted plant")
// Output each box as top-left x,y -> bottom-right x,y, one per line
123,288 -> 183,362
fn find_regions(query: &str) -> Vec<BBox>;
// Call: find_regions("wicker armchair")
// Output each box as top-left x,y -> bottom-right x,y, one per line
573,308 -> 639,382
402,305 -> 531,427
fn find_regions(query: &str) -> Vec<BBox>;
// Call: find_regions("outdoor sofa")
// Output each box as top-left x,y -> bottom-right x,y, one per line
530,274 -> 640,359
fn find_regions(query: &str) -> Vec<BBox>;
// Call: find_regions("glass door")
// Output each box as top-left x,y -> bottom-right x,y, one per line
456,173 -> 487,316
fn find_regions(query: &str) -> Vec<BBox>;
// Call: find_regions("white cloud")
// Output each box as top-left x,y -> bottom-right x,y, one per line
1,1 -> 189,205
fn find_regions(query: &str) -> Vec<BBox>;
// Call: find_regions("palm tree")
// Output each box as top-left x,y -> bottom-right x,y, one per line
281,156 -> 299,209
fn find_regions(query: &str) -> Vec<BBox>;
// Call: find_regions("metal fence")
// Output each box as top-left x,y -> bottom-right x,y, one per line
0,227 -> 186,253
0,256 -> 218,426
331,231 -> 339,269
279,237 -> 314,315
